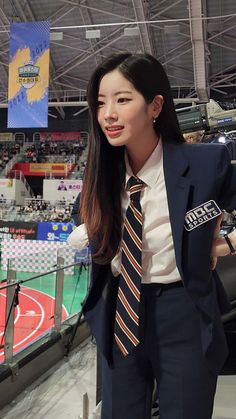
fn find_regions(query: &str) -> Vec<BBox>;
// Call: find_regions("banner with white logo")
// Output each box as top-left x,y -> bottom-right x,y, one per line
7,21 -> 50,128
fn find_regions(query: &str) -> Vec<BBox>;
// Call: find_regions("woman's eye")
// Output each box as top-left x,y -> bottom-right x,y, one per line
118,97 -> 131,103
97,101 -> 105,107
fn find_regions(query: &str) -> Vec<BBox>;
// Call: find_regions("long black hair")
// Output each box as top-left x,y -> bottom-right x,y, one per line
80,53 -> 185,263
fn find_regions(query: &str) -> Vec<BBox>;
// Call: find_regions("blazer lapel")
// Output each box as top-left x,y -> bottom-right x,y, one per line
163,142 -> 190,276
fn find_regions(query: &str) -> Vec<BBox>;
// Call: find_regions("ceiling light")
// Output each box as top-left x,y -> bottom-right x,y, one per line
50,32 -> 63,41
86,30 -> 100,39
124,27 -> 139,36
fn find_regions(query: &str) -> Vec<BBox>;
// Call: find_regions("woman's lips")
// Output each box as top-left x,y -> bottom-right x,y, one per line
105,126 -> 124,138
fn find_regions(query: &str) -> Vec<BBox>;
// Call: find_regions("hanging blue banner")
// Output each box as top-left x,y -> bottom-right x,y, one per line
8,21 -> 50,128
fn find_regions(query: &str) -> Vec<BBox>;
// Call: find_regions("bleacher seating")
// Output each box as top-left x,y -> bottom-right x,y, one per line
0,143 -> 21,171
12,199 -> 74,222
24,141 -> 85,164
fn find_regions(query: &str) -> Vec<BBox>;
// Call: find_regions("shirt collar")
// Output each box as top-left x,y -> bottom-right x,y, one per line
125,138 -> 163,188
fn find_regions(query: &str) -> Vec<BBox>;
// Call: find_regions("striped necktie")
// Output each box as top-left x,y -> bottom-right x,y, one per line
114,176 -> 144,356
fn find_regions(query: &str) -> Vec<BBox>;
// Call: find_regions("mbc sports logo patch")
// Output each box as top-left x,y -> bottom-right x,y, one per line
184,200 -> 221,231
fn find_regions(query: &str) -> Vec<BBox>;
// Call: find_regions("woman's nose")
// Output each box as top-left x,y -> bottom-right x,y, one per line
104,104 -> 118,122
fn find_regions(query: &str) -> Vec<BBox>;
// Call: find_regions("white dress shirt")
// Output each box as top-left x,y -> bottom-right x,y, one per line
111,139 -> 181,284
67,139 -> 182,284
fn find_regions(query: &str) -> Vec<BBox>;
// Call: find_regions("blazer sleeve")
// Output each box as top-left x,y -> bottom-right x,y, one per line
71,193 -> 81,226
216,145 -> 236,212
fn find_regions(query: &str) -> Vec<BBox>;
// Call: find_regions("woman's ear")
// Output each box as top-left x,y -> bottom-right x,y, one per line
152,95 -> 164,119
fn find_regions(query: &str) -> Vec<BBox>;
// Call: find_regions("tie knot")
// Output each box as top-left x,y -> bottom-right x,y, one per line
127,176 -> 144,202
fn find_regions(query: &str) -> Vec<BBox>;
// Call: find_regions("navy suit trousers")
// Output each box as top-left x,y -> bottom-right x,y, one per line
101,284 -> 218,419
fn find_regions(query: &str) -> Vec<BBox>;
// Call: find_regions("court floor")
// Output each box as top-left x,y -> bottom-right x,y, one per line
0,266 -> 88,361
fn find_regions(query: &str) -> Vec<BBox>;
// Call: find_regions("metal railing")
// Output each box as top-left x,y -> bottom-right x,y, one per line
2,154 -> 20,176
0,246 -> 90,365
7,169 -> 34,197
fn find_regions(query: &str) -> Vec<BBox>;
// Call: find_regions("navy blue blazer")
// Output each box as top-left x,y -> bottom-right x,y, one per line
82,142 -> 236,374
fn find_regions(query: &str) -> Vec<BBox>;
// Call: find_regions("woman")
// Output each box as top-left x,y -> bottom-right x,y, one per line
68,53 -> 236,419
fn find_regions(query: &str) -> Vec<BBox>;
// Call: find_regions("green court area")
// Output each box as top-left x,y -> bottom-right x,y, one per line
0,265 -> 89,316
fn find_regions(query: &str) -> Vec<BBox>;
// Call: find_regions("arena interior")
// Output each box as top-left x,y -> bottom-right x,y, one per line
0,1 -> 236,418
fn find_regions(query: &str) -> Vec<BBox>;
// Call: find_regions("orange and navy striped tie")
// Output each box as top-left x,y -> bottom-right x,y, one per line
114,176 -> 145,356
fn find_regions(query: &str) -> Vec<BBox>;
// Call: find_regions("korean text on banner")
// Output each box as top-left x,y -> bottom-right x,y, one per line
37,222 -> 75,242
7,21 -> 50,128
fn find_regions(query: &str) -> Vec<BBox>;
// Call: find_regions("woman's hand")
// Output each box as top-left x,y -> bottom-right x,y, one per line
211,236 -> 231,258
214,229 -> 236,256
211,213 -> 236,268
210,214 -> 223,269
